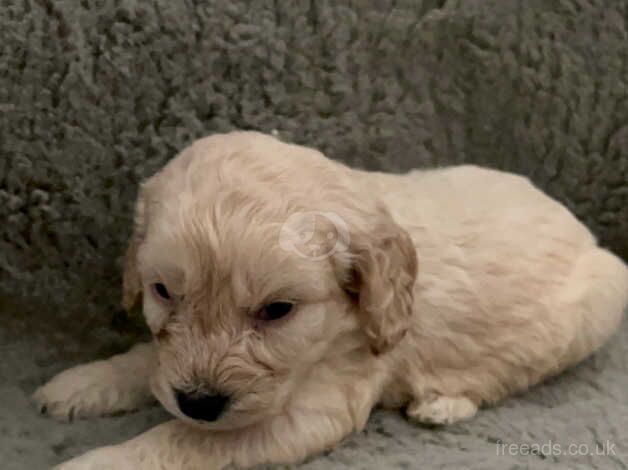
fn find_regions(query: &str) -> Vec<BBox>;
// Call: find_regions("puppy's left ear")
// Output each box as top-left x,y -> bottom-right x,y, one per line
335,205 -> 418,355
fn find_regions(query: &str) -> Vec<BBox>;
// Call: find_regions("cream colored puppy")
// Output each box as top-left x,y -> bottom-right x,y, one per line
35,131 -> 628,469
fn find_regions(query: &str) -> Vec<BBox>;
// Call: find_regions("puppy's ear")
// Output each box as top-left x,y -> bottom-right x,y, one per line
336,206 -> 418,355
121,186 -> 149,312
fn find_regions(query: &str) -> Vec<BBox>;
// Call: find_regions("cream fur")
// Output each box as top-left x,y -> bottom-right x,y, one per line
34,131 -> 628,469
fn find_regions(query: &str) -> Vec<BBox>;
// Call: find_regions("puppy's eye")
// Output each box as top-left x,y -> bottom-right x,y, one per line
151,282 -> 171,301
257,302 -> 294,322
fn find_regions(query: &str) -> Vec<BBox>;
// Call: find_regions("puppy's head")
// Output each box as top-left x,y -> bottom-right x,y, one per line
122,132 -> 417,429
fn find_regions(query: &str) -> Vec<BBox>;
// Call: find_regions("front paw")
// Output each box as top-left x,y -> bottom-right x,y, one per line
33,361 -> 141,421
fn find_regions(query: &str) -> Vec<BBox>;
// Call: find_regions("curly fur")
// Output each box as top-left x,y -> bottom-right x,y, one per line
34,132 -> 628,469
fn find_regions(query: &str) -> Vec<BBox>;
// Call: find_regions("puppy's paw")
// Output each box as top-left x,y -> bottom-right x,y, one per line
407,396 -> 477,425
33,360 -> 151,421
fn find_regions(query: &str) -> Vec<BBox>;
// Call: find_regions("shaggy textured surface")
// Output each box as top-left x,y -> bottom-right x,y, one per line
1,0 -> 627,468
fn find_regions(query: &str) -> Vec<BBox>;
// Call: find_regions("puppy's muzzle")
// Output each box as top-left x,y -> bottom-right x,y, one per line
175,389 -> 230,422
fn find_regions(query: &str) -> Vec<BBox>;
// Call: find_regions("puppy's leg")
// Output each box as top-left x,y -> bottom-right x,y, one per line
33,342 -> 155,421
54,371 -> 382,470
54,410 -> 358,470
407,395 -> 478,425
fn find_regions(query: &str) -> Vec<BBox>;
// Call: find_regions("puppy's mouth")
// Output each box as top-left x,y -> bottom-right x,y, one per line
174,388 -> 230,423
151,374 -> 270,430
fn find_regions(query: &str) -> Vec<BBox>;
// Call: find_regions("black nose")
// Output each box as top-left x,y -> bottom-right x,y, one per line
175,390 -> 229,422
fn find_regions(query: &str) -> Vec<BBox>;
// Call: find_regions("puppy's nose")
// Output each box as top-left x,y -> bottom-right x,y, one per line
175,390 -> 229,422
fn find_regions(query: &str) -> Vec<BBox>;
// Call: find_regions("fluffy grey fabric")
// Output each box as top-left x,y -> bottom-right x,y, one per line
1,1 -> 627,468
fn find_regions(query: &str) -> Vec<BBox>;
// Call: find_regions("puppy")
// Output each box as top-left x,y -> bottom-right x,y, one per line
34,131 -> 628,469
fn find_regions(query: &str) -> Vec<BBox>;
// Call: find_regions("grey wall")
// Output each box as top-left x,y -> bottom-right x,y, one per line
2,0 -> 627,326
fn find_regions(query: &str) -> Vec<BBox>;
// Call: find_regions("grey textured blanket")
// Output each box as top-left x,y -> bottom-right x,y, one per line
1,1 -> 627,468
